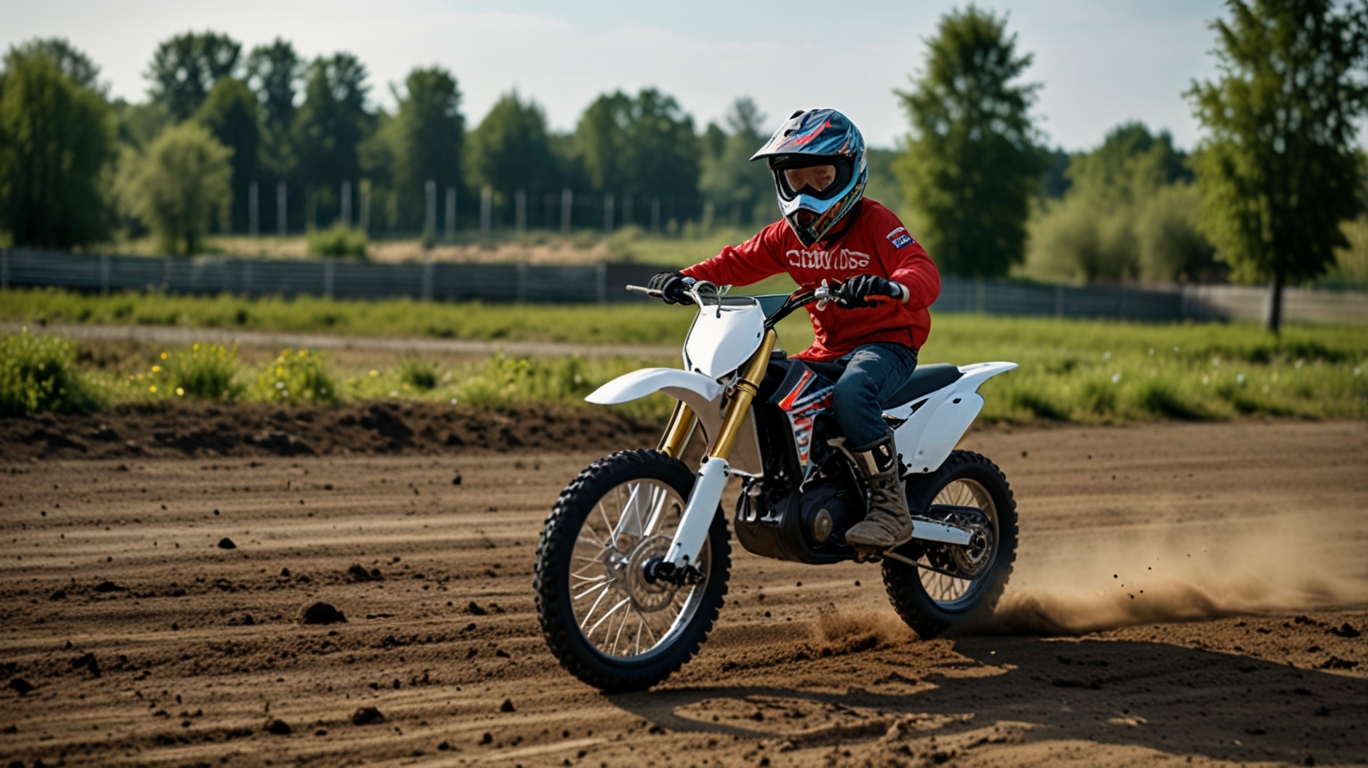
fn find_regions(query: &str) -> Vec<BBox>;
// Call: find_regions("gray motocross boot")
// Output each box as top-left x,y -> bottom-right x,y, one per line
831,432 -> 913,552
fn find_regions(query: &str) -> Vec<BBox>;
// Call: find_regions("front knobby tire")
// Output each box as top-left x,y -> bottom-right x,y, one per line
882,450 -> 1018,639
534,450 -> 730,692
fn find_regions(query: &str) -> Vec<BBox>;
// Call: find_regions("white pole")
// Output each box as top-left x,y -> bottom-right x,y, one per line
424,180 -> 436,239
480,186 -> 493,244
445,187 -> 457,240
276,182 -> 287,237
359,185 -> 370,234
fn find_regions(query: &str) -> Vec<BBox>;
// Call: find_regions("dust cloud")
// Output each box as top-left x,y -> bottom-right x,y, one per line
983,512 -> 1368,635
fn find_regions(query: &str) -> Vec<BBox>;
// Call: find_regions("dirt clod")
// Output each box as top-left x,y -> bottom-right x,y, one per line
352,707 -> 384,726
299,602 -> 346,625
217,538 -> 236,549
8,678 -> 34,695
500,698 -> 515,713
266,719 -> 292,735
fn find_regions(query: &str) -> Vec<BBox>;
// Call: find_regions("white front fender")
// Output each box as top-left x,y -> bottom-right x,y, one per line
586,368 -> 726,443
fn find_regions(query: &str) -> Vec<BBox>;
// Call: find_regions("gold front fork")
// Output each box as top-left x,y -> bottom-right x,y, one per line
657,329 -> 777,461
657,400 -> 697,458
709,329 -> 776,460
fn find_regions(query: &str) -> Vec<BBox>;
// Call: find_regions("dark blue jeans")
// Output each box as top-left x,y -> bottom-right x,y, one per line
832,343 -> 919,451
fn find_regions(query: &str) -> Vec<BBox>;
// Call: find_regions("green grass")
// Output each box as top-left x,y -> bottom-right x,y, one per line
0,331 -> 105,416
0,288 -> 696,345
1,287 -> 1365,423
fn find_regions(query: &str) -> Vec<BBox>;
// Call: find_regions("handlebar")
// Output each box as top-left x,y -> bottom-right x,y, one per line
627,281 -> 836,329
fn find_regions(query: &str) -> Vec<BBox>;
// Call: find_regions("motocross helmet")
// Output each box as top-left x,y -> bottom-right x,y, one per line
751,108 -> 868,247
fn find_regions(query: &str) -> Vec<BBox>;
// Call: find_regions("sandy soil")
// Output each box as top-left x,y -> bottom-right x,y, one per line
1,418 -> 1366,767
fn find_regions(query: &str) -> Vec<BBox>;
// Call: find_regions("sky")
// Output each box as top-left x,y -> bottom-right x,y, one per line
0,0 -> 1226,152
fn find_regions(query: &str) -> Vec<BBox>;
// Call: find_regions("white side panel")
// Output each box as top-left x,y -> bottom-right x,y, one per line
888,361 -> 1017,474
684,304 -> 765,379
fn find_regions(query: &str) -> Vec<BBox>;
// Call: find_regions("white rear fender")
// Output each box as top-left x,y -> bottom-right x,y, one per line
585,368 -> 726,442
891,362 -> 1017,474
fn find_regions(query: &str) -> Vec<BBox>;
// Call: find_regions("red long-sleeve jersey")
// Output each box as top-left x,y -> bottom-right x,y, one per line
681,200 -> 940,362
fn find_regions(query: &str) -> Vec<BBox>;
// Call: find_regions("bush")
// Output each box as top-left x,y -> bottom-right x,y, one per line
115,122 -> 232,255
250,349 -> 339,404
307,224 -> 368,258
139,343 -> 242,400
397,355 -> 439,391
0,332 -> 103,416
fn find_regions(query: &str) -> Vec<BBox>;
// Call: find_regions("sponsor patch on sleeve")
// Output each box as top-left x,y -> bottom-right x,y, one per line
886,226 -> 915,249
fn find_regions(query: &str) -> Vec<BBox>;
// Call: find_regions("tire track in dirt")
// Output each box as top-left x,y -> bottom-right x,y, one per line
1,419 -> 1365,766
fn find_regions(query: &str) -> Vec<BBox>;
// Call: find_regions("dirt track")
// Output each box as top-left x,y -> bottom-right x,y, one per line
2,418 -> 1366,766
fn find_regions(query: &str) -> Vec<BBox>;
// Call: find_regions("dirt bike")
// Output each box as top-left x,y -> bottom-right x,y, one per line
534,280 -> 1018,692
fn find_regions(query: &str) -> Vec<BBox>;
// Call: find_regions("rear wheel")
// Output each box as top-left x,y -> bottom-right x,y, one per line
534,450 -> 730,691
882,450 -> 1017,638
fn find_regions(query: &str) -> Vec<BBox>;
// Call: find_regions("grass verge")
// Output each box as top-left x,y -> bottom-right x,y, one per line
0,287 -> 1365,424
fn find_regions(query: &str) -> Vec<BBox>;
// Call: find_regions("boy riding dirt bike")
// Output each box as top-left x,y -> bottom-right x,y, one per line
648,108 -> 941,556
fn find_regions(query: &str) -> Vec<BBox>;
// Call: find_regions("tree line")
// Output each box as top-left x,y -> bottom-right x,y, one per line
1,0 -> 1365,331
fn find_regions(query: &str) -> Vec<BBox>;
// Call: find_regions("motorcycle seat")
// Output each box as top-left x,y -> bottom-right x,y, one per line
885,364 -> 963,407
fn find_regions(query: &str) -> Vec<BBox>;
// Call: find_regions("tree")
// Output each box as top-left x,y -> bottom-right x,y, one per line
244,38 -> 302,179
195,77 -> 260,233
5,37 -> 103,93
385,66 -> 463,231
0,50 -> 115,249
292,53 -> 370,226
468,91 -> 558,215
116,122 -> 233,255
574,88 -> 700,223
699,97 -> 773,227
146,31 -> 242,122
1024,122 -> 1214,283
1188,0 -> 1368,333
896,6 -> 1045,277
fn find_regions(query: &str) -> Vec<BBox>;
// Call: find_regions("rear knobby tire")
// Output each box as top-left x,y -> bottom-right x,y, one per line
882,450 -> 1018,639
534,450 -> 730,691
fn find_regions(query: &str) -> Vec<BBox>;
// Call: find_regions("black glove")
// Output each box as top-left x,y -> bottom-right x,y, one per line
647,271 -> 695,305
832,274 -> 904,308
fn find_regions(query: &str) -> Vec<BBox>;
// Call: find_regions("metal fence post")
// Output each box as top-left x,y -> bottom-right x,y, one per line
517,261 -> 528,303
100,254 -> 111,292
422,258 -> 435,301
596,262 -> 607,304
244,261 -> 254,296
560,189 -> 573,233
323,259 -> 335,299
162,257 -> 172,290
445,187 -> 457,240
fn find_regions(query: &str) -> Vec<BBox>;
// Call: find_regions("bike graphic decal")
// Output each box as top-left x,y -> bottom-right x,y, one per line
776,368 -> 835,471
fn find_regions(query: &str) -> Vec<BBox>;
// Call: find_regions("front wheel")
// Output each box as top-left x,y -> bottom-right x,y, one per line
534,450 -> 730,691
882,450 -> 1018,638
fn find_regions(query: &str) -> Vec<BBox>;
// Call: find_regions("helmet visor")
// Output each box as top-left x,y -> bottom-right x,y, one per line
774,158 -> 854,202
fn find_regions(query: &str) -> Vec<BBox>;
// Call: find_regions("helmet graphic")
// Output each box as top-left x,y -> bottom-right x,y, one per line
751,109 -> 868,247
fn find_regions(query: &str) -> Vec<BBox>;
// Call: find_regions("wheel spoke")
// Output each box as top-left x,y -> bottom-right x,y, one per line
585,597 -> 632,637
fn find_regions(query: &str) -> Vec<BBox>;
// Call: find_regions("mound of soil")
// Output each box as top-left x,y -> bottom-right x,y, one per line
0,400 -> 661,461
